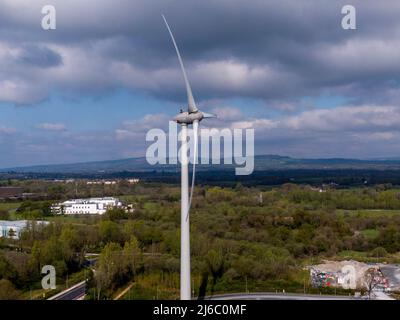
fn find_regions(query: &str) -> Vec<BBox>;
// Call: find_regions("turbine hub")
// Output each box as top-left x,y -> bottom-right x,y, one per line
174,111 -> 204,124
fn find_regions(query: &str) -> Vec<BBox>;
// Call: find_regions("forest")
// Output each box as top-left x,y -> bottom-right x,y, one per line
1,179 -> 400,299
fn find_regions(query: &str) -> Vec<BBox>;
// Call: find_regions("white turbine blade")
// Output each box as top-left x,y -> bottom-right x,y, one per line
186,119 -> 199,221
162,15 -> 198,114
202,112 -> 217,119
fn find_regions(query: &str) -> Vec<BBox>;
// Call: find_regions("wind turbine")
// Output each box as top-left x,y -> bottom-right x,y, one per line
162,15 -> 215,300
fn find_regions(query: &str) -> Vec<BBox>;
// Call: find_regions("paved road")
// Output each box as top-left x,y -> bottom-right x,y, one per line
206,292 -> 355,300
372,291 -> 395,300
48,281 -> 86,300
380,265 -> 400,291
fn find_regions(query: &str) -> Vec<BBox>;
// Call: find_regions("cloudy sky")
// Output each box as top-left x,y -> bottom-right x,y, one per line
1,0 -> 400,167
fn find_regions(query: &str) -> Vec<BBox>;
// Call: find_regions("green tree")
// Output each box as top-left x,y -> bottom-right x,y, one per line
205,249 -> 225,295
30,241 -> 42,273
375,225 -> 400,253
0,253 -> 18,282
105,208 -> 128,221
123,236 -> 142,278
369,247 -> 388,258
60,225 -> 80,251
99,221 -> 121,244
95,242 -> 125,299
0,279 -> 20,300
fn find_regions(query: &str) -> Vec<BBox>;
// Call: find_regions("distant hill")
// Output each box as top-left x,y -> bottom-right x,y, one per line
2,155 -> 400,174
0,157 -> 161,174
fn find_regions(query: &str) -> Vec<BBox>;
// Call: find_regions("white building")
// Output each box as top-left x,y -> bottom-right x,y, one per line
51,197 -> 122,215
0,220 -> 49,239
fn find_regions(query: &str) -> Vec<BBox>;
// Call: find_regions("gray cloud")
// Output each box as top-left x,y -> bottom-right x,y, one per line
16,44 -> 62,68
0,0 -> 400,105
226,105 -> 400,158
2,1 -> 400,165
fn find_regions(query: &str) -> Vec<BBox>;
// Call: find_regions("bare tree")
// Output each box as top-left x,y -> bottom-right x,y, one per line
364,268 -> 380,299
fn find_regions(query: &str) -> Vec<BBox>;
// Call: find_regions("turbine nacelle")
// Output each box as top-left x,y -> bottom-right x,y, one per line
174,110 -> 216,124
174,110 -> 203,124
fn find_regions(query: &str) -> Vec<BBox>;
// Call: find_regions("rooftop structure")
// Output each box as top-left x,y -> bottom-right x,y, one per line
86,179 -> 140,185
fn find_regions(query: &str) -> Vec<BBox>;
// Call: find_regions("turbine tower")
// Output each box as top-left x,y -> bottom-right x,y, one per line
162,15 -> 216,300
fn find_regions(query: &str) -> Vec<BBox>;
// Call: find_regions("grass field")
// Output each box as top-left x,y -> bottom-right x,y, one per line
360,229 -> 379,239
0,202 -> 21,212
337,250 -> 368,260
0,202 -> 21,219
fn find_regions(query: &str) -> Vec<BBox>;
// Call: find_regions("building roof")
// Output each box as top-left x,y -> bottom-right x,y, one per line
58,197 -> 120,205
